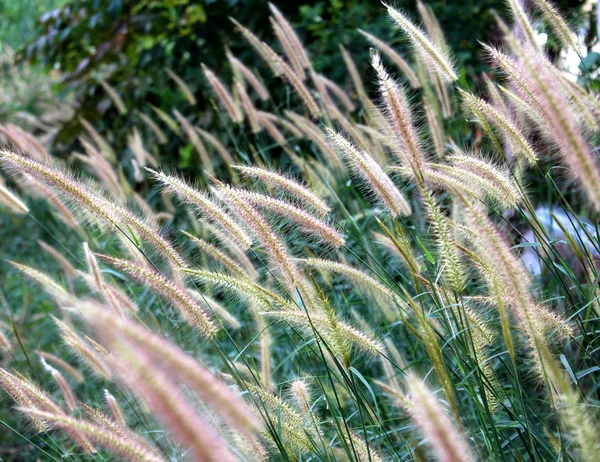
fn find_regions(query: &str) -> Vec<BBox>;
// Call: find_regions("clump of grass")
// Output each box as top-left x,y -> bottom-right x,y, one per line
1,2 -> 600,461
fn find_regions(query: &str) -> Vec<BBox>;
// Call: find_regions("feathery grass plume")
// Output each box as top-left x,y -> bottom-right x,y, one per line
79,303 -> 260,434
76,138 -> 125,200
318,74 -> 355,112
38,240 -> 77,279
40,358 -> 77,412
201,63 -> 243,123
339,44 -> 367,103
201,220 -> 259,278
257,317 -> 273,390
386,4 -> 457,82
257,111 -> 286,144
227,53 -> 270,101
519,50 -> 600,210
269,3 -> 311,69
9,261 -> 71,303
165,68 -> 196,105
110,339 -> 239,461
183,268 -> 296,312
424,96 -> 445,158
78,117 -> 116,162
82,242 -> 126,317
81,402 -> 165,460
243,381 -> 314,453
270,18 -> 307,81
226,189 -> 344,248
181,230 -> 249,278
0,123 -> 51,161
266,50 -> 320,119
358,29 -> 420,89
136,110 -> 168,144
459,88 -> 537,164
406,374 -> 474,462
195,127 -> 236,168
537,346 -> 600,460
96,254 -> 217,337
507,0 -> 542,51
98,79 -> 127,115
53,318 -> 111,379
462,200 -> 572,341
0,183 -> 28,213
0,369 -> 96,452
340,431 -> 384,462
375,218 -> 422,278
172,109 -> 213,174
148,168 -> 252,249
532,0 -> 577,51
230,17 -> 283,77
38,351 -> 84,384
424,192 -> 465,293
233,165 -> 331,216
0,369 -> 50,432
186,290 -> 241,329
327,128 -> 411,217
260,111 -> 303,138
261,309 -> 383,357
218,185 -> 301,292
297,258 -> 398,304
372,53 -> 425,178
423,156 -> 522,209
22,175 -> 79,228
289,379 -> 313,419
22,408 -> 165,462
103,389 -> 127,428
234,80 -> 261,134
0,151 -> 186,273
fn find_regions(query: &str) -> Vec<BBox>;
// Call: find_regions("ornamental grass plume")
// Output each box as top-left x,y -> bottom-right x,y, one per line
0,368 -> 96,453
92,336 -> 239,461
358,29 -> 420,89
182,229 -> 251,279
517,48 -> 600,211
0,151 -> 186,274
201,63 -> 243,123
53,317 -> 111,379
230,17 -> 283,77
268,3 -> 311,71
458,88 -> 538,165
266,50 -> 321,119
186,289 -> 241,329
405,374 -> 474,462
40,357 -> 77,412
225,189 -> 344,248
95,254 -> 217,337
227,52 -> 270,101
217,185 -> 301,293
327,128 -> 411,217
147,168 -> 253,249
77,303 -> 261,435
38,351 -> 84,384
183,268 -> 296,312
0,182 -> 28,213
234,80 -> 262,134
20,408 -> 165,462
507,0 -> 542,52
385,4 -> 457,82
233,165 -> 331,216
9,261 -> 71,303
372,52 -> 425,179
172,109 -> 213,174
165,68 -> 197,105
